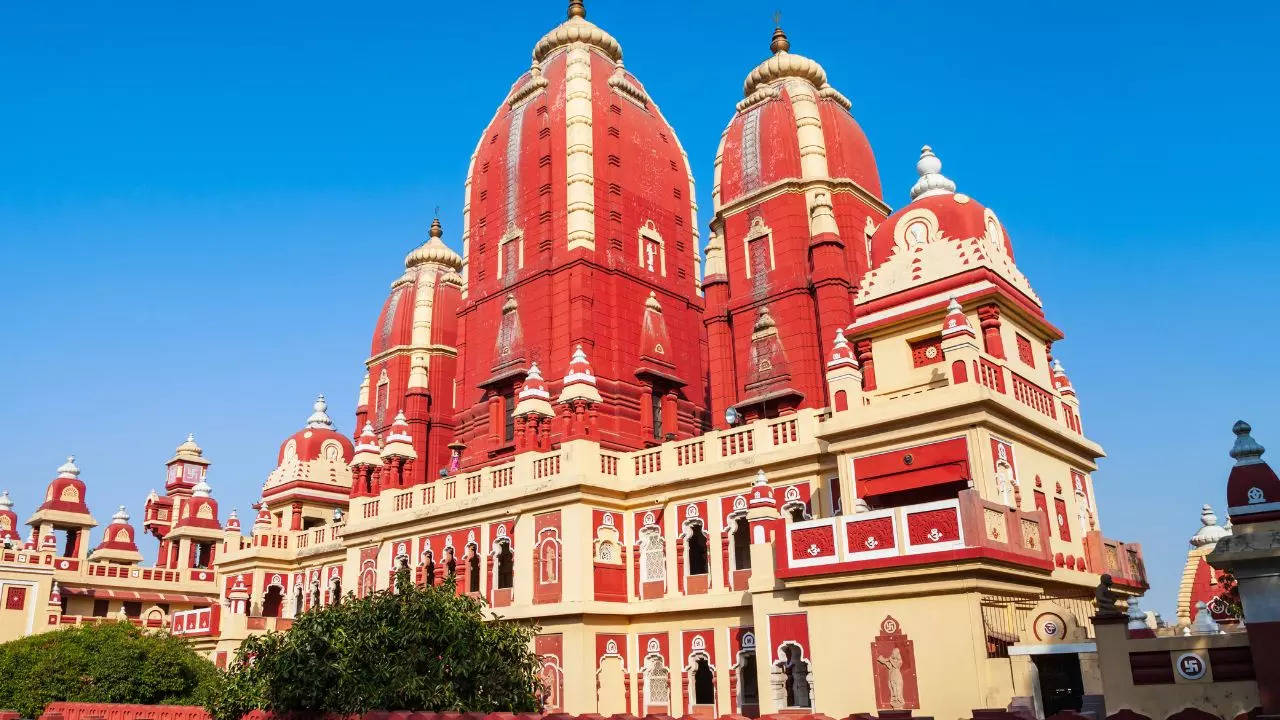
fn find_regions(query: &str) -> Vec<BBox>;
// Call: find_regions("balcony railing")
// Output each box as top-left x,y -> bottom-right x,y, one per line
777,490 -> 1053,577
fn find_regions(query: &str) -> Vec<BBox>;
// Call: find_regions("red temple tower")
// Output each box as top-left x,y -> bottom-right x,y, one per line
352,218 -> 463,490
453,0 -> 708,468
705,24 -> 889,426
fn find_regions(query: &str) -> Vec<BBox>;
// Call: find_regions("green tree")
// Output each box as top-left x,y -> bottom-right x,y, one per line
0,621 -> 222,718
209,569 -> 542,720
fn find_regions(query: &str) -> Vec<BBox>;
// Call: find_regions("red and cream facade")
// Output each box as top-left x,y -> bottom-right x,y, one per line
0,4 -> 1154,720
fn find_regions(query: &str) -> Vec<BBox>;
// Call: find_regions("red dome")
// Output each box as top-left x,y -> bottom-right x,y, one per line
715,30 -> 882,208
866,191 -> 1015,271
38,456 -> 91,516
95,506 -> 140,554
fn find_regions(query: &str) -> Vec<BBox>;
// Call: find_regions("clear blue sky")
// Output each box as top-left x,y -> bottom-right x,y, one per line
2,1 -> 1277,618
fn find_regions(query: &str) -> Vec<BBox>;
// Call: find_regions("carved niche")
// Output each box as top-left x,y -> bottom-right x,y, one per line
870,615 -> 920,711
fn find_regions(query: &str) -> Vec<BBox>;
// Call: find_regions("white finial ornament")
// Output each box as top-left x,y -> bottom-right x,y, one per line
193,478 -> 212,498
1190,503 -> 1229,547
112,505 -> 130,522
909,145 -> 957,200
0,490 -> 11,511
57,455 -> 80,477
307,393 -> 334,429
754,469 -> 768,486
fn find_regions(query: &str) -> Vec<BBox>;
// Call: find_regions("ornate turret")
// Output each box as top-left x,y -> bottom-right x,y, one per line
90,505 -> 143,564
0,491 -> 19,543
264,394 -> 355,526
27,456 -> 97,558
514,363 -> 554,418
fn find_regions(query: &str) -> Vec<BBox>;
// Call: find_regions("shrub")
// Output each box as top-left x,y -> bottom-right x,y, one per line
209,570 -> 541,720
0,621 -> 222,718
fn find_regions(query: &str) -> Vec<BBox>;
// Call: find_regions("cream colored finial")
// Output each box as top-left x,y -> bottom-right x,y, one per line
568,0 -> 585,19
429,217 -> 443,239
910,145 -> 957,200
770,15 -> 790,55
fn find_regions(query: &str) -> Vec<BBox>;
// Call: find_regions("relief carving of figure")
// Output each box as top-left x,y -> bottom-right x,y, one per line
876,647 -> 905,709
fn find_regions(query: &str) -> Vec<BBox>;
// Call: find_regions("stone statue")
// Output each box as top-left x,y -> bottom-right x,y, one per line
876,647 -> 906,709
1095,573 -> 1121,615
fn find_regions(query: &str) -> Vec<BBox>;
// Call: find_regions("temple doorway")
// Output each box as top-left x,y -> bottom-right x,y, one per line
1032,653 -> 1083,717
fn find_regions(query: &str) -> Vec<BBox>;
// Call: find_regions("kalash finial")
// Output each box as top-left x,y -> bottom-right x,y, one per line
429,216 -> 443,240
770,12 -> 790,54
909,145 -> 957,200
568,0 -> 586,20
1230,420 -> 1266,466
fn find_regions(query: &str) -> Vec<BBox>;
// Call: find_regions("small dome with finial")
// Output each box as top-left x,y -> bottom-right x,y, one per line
111,505 -> 130,523
910,145 -> 957,200
306,393 -> 334,429
532,0 -> 623,64
405,217 -> 463,271
741,21 -> 830,99
175,433 -> 203,457
1190,503 -> 1230,547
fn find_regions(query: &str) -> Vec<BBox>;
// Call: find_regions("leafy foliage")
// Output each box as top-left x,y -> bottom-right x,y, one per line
0,621 -> 223,718
210,569 -> 542,720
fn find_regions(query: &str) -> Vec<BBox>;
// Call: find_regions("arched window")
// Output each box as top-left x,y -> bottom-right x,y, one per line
644,655 -> 670,709
539,536 -> 559,584
692,655 -> 715,706
774,643 -> 812,709
496,540 -> 514,589
685,521 -> 708,576
261,585 -> 284,618
737,650 -> 758,708
639,527 -> 665,583
467,544 -> 481,593
731,516 -> 751,570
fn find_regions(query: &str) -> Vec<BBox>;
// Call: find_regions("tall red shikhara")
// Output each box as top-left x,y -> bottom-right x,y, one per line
704,25 -> 888,427
450,2 -> 707,469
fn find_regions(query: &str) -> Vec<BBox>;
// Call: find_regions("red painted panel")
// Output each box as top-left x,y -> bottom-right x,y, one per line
847,516 -> 895,553
905,508 -> 960,545
767,612 -> 811,657
790,525 -> 838,560
1054,497 -> 1072,542
854,437 -> 970,497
